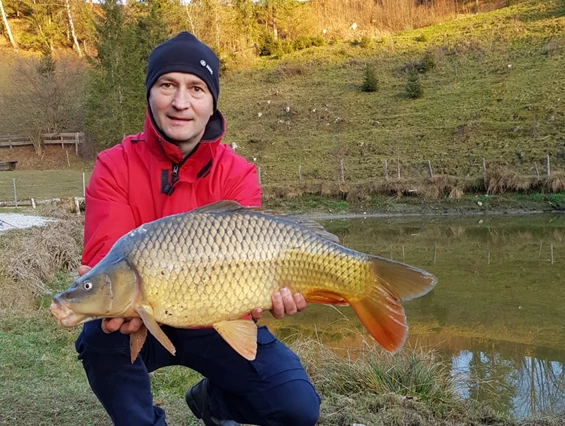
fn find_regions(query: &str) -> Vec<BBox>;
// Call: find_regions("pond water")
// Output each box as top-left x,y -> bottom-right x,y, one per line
265,213 -> 565,418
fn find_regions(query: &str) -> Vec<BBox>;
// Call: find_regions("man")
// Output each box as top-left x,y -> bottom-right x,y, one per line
75,31 -> 320,426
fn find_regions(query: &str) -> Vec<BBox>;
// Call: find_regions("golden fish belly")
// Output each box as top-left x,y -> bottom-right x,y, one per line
123,212 -> 372,327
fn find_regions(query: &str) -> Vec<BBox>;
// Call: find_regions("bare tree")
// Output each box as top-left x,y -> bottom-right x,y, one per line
0,0 -> 17,50
1,53 -> 86,155
65,0 -> 81,56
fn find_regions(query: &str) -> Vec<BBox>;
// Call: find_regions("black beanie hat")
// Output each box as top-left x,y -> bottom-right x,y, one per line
145,32 -> 220,111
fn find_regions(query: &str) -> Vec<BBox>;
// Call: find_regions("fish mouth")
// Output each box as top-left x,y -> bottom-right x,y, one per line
49,300 -> 88,327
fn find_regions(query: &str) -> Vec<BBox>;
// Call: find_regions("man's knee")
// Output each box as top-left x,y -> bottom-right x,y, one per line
75,320 -> 129,358
270,379 -> 320,426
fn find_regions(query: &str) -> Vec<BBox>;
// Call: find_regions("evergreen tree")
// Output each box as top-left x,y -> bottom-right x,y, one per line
361,64 -> 378,92
85,0 -> 127,148
19,0 -> 67,51
406,69 -> 423,99
85,0 -> 168,149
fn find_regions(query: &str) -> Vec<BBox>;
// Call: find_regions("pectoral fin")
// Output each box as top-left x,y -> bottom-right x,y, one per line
213,319 -> 258,361
129,324 -> 147,363
135,305 -> 176,357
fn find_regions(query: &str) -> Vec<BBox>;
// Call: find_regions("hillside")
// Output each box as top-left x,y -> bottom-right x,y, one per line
218,0 -> 565,191
0,0 -> 564,206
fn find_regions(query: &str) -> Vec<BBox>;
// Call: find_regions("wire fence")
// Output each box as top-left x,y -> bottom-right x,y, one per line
0,171 -> 89,208
0,152 -> 560,208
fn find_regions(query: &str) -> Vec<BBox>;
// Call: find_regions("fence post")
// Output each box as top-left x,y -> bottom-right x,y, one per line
74,197 -> 81,216
258,167 -> 262,186
298,165 -> 302,184
427,160 -> 433,178
482,158 -> 487,189
75,132 -> 79,155
384,160 -> 388,182
340,159 -> 345,183
547,154 -> 551,176
12,178 -> 17,208
31,198 -> 36,209
534,162 -> 540,178
82,172 -> 86,197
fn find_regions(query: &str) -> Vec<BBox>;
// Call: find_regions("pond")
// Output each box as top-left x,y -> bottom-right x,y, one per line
264,213 -> 565,418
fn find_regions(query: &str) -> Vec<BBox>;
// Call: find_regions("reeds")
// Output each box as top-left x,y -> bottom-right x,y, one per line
262,168 -> 565,202
0,214 -> 83,310
486,166 -> 541,195
290,336 -> 456,404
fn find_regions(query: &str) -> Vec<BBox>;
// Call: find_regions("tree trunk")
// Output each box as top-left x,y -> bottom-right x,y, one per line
65,0 -> 82,56
0,0 -> 17,50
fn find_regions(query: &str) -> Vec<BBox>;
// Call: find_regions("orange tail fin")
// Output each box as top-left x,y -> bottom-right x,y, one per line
350,256 -> 437,353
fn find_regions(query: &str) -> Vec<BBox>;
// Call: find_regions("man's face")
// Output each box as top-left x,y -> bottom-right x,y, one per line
149,72 -> 214,146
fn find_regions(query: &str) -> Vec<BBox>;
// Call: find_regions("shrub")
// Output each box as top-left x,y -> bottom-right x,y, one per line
406,70 -> 423,99
415,34 -> 430,43
259,33 -> 278,56
359,36 -> 372,49
361,65 -> 379,92
310,35 -> 325,47
293,35 -> 312,51
420,51 -> 437,73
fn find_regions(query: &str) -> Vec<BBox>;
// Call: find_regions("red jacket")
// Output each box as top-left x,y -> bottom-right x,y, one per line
82,110 -> 261,267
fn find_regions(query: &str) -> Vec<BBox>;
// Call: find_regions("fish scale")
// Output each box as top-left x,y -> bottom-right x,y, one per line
51,200 -> 437,361
124,211 -> 347,325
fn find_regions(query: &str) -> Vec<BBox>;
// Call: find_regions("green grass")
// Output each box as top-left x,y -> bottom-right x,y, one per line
0,170 -> 91,201
1,307 -> 561,426
0,307 -> 202,425
218,0 -> 565,188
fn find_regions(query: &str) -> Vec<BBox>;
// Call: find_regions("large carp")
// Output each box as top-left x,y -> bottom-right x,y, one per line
50,201 -> 437,362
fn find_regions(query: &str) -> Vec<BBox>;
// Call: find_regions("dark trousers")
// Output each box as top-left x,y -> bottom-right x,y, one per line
75,320 -> 320,426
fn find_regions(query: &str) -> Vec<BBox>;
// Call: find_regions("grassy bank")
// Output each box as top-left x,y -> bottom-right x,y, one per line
2,306 -> 562,426
1,213 -> 565,425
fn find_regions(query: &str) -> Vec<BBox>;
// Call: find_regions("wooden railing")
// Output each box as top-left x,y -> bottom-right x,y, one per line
0,133 -> 84,153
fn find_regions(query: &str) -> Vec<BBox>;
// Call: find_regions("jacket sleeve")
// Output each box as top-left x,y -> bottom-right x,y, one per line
82,148 -> 136,267
222,161 -> 262,208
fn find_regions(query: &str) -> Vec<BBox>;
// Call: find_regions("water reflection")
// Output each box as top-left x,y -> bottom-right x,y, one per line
449,342 -> 565,417
265,213 -> 565,418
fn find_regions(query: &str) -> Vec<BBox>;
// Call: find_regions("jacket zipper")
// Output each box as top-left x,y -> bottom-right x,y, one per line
167,163 -> 180,195
171,163 -> 179,184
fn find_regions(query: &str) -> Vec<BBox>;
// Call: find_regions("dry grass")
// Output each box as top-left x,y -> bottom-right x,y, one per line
0,212 -> 83,310
544,172 -> 565,193
291,337 -> 455,401
262,168 -> 565,202
311,0 -> 489,39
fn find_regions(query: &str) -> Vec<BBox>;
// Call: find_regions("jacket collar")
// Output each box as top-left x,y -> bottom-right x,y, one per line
144,107 -> 226,165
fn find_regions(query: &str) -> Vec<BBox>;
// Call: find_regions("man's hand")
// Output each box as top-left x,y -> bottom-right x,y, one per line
78,265 -> 143,335
252,287 -> 307,321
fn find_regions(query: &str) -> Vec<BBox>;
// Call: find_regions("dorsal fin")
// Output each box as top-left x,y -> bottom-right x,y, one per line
190,201 -> 340,243
190,200 -> 244,214
290,218 -> 340,243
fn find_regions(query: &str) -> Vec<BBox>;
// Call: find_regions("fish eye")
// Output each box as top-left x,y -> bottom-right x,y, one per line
83,281 -> 93,291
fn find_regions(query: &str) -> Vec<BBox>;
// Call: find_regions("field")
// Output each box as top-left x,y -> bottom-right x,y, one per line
0,0 -> 564,208
217,0 -> 565,189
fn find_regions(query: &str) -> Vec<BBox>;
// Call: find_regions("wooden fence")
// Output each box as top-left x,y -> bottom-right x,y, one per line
0,133 -> 84,154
